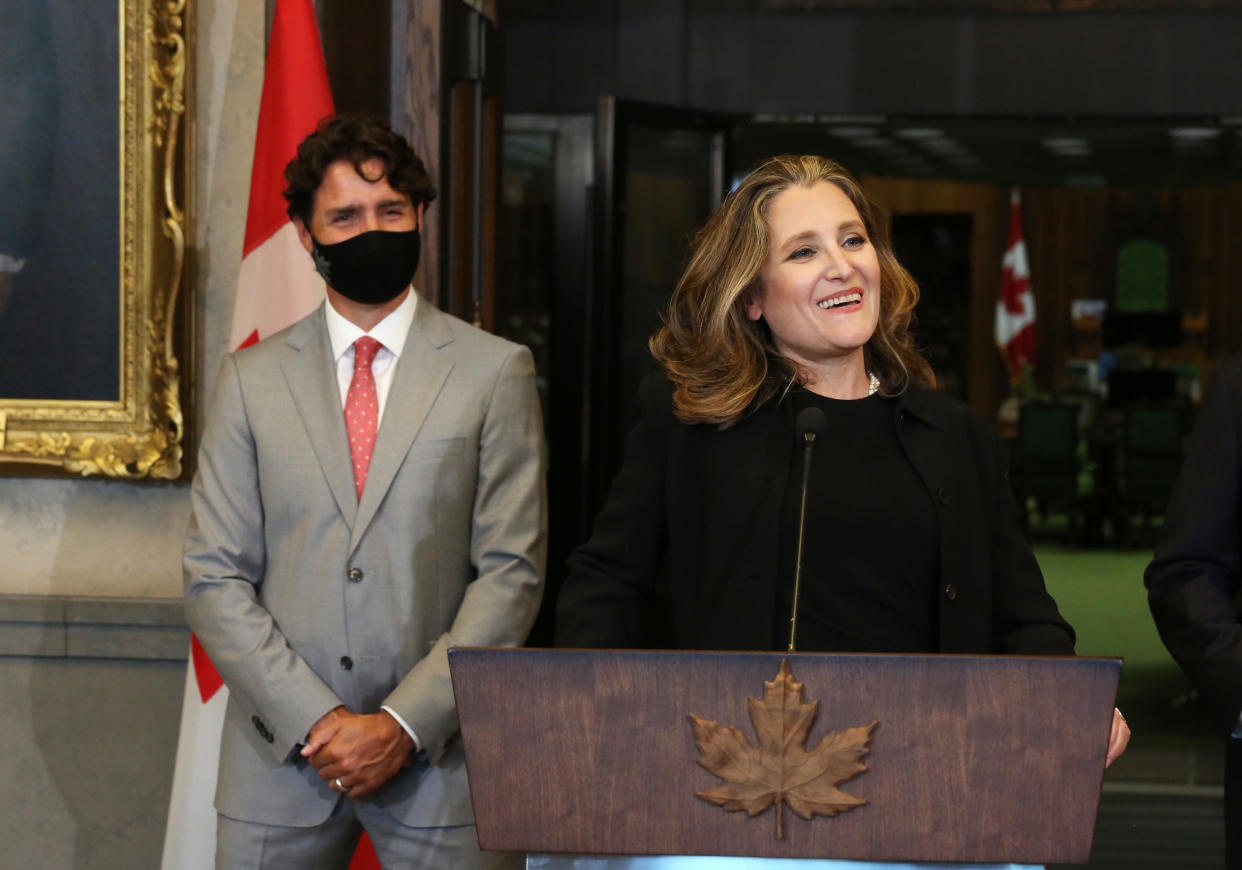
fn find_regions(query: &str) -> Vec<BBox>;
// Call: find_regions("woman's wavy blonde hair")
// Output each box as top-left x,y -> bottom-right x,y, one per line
650,154 -> 934,427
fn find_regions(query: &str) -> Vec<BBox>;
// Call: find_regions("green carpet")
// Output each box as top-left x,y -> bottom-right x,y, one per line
1034,544 -> 1170,668
1033,544 -> 1217,740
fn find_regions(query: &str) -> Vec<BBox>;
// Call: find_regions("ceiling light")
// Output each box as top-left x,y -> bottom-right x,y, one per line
854,137 -> 896,150
1042,137 -> 1089,151
817,115 -> 886,125
922,139 -> 968,155
827,126 -> 877,139
1042,136 -> 1090,157
1170,127 -> 1221,142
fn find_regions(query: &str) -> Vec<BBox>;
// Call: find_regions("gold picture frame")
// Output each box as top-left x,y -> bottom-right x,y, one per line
0,0 -> 189,479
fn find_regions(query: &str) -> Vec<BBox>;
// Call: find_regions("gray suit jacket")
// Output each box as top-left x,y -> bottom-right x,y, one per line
184,298 -> 547,828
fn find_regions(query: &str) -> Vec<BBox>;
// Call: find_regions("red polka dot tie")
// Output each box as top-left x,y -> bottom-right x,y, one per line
344,336 -> 382,499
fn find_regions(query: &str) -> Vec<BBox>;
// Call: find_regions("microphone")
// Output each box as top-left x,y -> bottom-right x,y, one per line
788,406 -> 828,652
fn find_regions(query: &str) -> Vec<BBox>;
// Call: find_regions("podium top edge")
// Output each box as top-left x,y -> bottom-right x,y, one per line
447,647 -> 1122,668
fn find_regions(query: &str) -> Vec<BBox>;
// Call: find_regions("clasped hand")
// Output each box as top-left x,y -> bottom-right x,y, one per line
301,706 -> 415,799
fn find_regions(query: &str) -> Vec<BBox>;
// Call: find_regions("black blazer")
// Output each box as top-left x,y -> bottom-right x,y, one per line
557,377 -> 1075,656
1146,354 -> 1242,733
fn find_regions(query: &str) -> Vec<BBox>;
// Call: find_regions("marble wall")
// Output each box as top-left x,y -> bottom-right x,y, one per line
0,652 -> 186,869
0,3 -> 265,865
0,0 -> 263,600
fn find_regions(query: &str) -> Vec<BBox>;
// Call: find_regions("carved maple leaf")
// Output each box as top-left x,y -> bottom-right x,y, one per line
689,659 -> 877,839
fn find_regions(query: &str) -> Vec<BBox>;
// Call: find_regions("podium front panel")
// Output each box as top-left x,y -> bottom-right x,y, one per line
449,649 -> 1119,864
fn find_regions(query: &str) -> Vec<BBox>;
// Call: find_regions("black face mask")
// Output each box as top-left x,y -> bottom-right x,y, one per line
310,228 -> 421,306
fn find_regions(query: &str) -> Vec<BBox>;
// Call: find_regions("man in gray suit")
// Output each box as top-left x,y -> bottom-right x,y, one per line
184,114 -> 545,869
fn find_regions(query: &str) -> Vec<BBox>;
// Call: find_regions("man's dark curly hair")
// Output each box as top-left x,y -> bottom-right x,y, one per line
283,113 -> 438,226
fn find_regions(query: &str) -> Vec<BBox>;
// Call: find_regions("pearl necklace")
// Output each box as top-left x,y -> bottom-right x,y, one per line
867,372 -> 880,396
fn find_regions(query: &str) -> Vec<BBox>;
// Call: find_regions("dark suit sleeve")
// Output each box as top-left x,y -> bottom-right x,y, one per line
555,377 -> 674,647
980,414 -> 1077,655
1146,356 -> 1242,733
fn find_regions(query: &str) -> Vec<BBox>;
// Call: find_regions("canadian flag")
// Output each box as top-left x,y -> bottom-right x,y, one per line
229,0 -> 332,353
162,2 -> 379,868
995,187 -> 1037,380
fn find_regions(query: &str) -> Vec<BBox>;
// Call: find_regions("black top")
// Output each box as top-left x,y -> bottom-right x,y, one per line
556,375 -> 1075,657
776,389 -> 940,653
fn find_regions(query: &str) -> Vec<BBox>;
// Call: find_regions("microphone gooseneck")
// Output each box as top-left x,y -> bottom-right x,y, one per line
788,406 -> 828,652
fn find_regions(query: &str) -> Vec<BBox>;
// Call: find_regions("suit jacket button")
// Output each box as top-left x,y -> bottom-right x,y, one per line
944,583 -> 958,601
937,487 -> 951,505
251,715 -> 274,743
347,568 -> 363,583
340,656 -> 354,670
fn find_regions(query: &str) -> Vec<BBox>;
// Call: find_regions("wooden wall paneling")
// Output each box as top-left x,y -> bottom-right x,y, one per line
443,2 -> 499,328
1199,184 -> 1242,381
1201,188 -> 1224,336
1203,189 -> 1219,359
1172,186 -> 1213,375
1022,187 -> 1080,394
1023,187 -> 1165,395
396,0 -> 443,307
969,186 -> 1009,421
861,177 -> 1007,421
1217,187 -> 1242,362
482,1 -> 499,332
858,179 -> 1242,410
1205,185 -> 1241,368
1194,189 -> 1215,366
1228,185 -> 1242,360
398,0 -> 498,325
481,90 -> 499,331
1019,188 -> 1054,387
448,79 -> 476,322
470,1 -> 500,331
321,0 -> 391,118
1021,184 -> 1242,395
1227,187 -> 1242,358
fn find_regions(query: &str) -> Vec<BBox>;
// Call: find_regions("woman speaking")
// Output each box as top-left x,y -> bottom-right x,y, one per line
555,154 -> 1127,764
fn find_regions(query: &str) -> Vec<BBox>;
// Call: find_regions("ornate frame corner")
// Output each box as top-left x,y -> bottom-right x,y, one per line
0,0 -> 190,479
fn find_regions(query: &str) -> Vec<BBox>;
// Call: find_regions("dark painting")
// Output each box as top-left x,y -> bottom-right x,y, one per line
0,0 -> 120,401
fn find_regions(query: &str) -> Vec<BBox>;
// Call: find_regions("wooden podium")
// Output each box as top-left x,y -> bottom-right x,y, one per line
448,649 -> 1120,865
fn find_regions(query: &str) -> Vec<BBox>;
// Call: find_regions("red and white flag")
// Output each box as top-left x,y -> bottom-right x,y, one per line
229,0 -> 334,352
162,1 -> 350,867
995,187 -> 1037,380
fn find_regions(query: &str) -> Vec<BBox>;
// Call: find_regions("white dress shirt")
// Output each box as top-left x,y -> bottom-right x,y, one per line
324,287 -> 418,418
